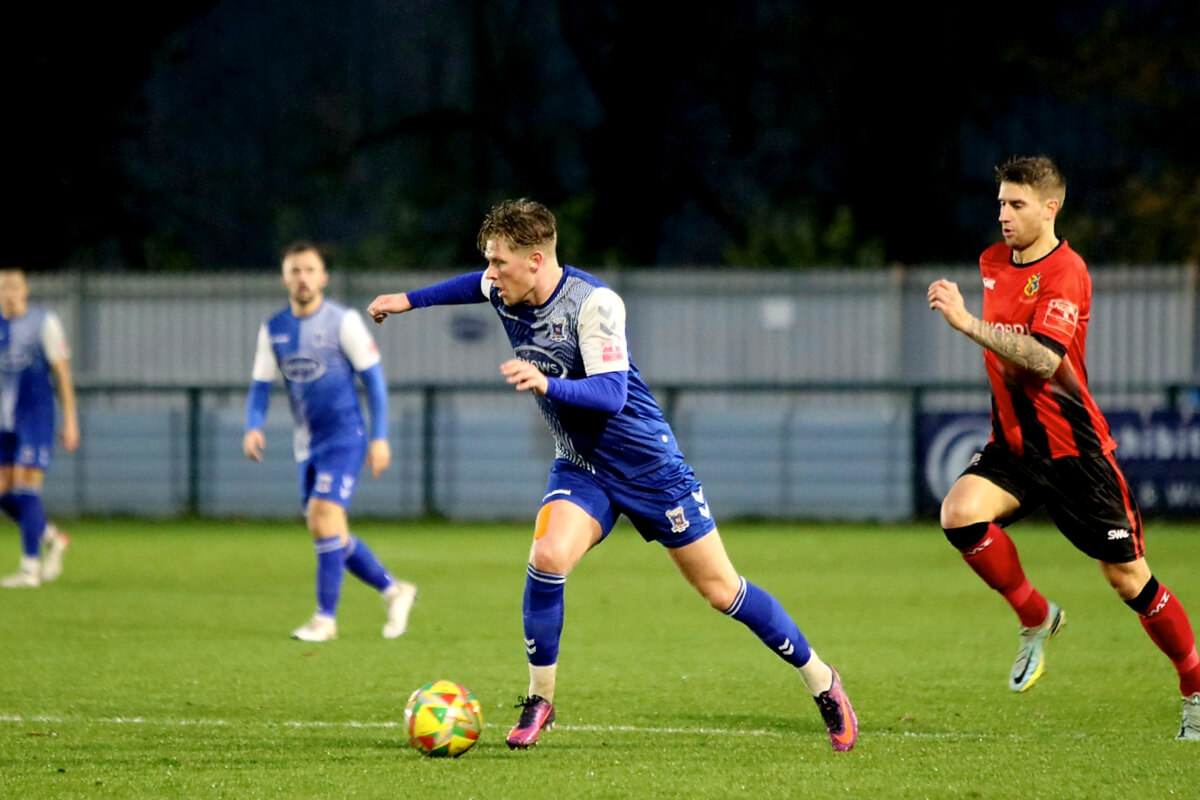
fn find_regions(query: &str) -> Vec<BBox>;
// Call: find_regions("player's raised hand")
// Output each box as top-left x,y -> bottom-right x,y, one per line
366,293 -> 412,324
927,279 -> 972,332
500,358 -> 548,396
243,429 -> 266,462
367,439 -> 391,478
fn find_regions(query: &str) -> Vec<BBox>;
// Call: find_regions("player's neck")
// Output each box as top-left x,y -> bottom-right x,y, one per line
291,295 -> 324,318
529,262 -> 564,307
1012,233 -> 1059,265
0,304 -> 26,320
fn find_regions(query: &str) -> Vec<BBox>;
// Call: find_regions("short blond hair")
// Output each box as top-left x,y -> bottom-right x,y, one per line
476,199 -> 557,254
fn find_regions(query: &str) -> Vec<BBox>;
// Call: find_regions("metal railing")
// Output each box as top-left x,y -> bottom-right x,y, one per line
63,380 -> 1197,519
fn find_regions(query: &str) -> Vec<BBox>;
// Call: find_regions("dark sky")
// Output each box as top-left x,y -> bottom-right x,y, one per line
5,5 -> 216,270
6,1 -> 1199,271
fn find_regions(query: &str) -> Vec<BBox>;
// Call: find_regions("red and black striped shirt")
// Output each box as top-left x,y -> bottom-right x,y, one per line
978,239 -> 1116,459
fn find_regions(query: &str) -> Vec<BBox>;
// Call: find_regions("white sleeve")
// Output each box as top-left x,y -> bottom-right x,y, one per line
578,287 -> 630,376
251,324 -> 280,382
340,310 -> 382,372
481,273 -> 494,296
40,312 -> 70,363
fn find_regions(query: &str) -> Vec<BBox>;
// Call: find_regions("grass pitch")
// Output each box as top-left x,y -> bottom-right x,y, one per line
2,517 -> 1198,799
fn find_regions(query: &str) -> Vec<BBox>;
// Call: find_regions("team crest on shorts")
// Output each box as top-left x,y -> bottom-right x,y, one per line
665,505 -> 690,534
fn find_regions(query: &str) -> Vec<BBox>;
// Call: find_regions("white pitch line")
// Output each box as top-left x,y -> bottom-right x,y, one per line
1,715 -> 400,729
1,713 -> 999,739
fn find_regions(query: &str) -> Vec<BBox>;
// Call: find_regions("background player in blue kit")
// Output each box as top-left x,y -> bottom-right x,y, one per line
367,199 -> 858,752
244,242 -> 416,642
0,269 -> 76,588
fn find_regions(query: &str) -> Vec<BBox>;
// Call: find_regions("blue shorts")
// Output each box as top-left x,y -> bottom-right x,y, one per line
542,459 -> 717,548
0,431 -> 52,471
297,441 -> 365,511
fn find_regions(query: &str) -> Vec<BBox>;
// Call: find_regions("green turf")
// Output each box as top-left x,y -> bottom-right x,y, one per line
2,518 -> 1198,799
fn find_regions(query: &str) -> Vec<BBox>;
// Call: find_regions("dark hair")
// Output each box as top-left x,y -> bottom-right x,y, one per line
995,156 -> 1066,203
476,199 -> 557,254
280,239 -> 325,263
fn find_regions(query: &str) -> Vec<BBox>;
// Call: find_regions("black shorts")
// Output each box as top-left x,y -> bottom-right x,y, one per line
961,443 -> 1144,563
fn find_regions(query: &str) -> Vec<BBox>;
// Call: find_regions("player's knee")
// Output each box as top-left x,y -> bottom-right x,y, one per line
939,493 -> 988,530
1105,573 -> 1144,601
700,576 -> 741,612
1100,561 -> 1151,601
1102,572 -> 1137,600
305,503 -> 346,538
528,539 -> 574,576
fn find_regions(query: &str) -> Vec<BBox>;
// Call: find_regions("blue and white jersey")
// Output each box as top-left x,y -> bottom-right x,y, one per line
251,300 -> 380,462
0,306 -> 69,437
485,265 -> 683,480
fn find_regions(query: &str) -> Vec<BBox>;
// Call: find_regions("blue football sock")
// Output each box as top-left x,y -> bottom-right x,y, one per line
344,535 -> 393,591
313,538 -> 346,617
523,565 -> 567,667
723,577 -> 813,668
11,491 -> 47,559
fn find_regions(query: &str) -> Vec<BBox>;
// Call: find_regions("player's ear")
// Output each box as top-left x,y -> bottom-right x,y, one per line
528,250 -> 544,271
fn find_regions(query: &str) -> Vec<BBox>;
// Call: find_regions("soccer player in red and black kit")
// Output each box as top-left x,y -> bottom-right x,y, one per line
927,155 -> 1200,740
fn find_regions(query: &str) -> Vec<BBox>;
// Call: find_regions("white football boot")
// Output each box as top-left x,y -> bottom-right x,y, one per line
40,523 -> 70,582
1,557 -> 41,588
382,581 -> 418,639
291,613 -> 338,642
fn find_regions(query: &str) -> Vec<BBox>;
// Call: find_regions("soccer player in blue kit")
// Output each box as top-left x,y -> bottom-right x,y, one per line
0,269 -> 76,588
244,242 -> 416,642
367,199 -> 858,751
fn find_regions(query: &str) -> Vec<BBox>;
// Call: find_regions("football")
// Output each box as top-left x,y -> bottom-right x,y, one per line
404,680 -> 484,757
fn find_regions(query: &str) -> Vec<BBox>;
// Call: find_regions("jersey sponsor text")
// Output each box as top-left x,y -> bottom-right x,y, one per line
988,321 -> 1030,335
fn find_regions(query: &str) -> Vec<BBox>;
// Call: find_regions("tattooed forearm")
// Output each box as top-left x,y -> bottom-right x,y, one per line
965,318 -> 1062,378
